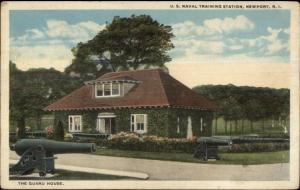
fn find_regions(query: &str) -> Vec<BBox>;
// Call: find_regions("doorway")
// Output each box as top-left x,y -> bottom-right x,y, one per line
97,113 -> 116,134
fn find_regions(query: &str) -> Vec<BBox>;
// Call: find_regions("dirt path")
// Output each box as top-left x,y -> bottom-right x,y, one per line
10,151 -> 289,180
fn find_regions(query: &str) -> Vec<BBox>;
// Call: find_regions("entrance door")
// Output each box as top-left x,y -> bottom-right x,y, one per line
96,113 -> 116,134
104,118 -> 116,134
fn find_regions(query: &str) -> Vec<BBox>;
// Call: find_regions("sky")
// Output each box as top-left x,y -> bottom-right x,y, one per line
9,9 -> 291,89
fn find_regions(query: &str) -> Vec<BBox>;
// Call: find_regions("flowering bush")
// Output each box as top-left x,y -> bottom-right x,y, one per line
45,127 -> 54,139
102,132 -> 198,153
64,133 -> 73,141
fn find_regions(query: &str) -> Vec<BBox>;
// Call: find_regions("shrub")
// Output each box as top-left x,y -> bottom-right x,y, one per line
229,142 -> 289,153
45,127 -> 54,139
53,120 -> 65,140
64,133 -> 73,141
101,132 -> 198,153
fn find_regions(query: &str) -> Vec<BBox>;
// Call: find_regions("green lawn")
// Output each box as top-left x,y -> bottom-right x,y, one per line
94,148 -> 289,165
10,169 -> 137,180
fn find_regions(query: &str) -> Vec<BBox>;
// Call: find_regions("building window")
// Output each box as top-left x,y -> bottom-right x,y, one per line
131,114 -> 147,134
69,115 -> 82,132
96,82 -> 120,97
112,83 -> 120,95
96,83 -> 104,96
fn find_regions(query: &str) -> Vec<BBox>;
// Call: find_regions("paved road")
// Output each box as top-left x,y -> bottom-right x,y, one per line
10,151 -> 289,180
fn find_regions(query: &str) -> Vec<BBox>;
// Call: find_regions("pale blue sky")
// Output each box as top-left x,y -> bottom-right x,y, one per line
9,9 -> 291,88
10,10 -> 290,37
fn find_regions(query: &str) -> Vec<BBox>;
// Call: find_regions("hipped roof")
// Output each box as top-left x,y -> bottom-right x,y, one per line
44,69 -> 217,111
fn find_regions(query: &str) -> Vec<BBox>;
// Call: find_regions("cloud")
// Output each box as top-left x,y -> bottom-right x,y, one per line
171,16 -> 289,61
11,20 -> 105,46
203,15 -> 255,34
10,45 -> 73,71
46,20 -> 105,40
172,15 -> 255,38
10,19 -> 106,71
173,39 -> 225,55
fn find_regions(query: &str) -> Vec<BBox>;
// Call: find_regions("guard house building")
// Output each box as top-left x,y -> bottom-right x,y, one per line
44,69 -> 217,138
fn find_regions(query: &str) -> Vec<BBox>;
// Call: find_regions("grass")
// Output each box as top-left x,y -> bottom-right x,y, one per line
94,148 -> 289,165
9,169 -> 137,180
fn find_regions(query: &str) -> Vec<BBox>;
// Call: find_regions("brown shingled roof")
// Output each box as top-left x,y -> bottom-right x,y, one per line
44,69 -> 217,111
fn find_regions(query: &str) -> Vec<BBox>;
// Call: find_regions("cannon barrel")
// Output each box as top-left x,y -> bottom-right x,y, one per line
10,139 -> 96,156
197,137 -> 232,146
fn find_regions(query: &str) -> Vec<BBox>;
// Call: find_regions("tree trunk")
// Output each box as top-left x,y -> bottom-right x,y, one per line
36,112 -> 42,130
229,121 -> 232,136
241,119 -> 244,135
250,121 -> 253,133
224,120 -> 227,135
278,116 -> 281,127
235,120 -> 238,134
17,116 -> 26,139
214,117 -> 218,135
262,119 -> 265,133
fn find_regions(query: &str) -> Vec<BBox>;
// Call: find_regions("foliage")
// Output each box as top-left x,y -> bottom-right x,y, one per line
193,84 -> 290,130
100,132 -> 198,153
53,108 -> 214,138
65,14 -> 174,79
228,142 -> 289,153
53,120 -> 65,140
9,61 -> 82,136
45,127 -> 54,139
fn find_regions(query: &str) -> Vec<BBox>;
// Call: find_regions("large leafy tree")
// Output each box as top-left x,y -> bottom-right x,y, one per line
10,62 -> 81,137
65,14 -> 175,79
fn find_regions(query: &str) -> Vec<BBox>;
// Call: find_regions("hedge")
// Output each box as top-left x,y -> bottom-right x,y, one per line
227,142 -> 290,153
97,132 -> 198,153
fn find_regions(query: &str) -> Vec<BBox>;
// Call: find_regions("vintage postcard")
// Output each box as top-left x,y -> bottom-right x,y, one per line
1,1 -> 299,189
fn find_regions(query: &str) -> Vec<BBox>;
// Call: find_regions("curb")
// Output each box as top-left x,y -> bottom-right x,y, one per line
9,159 -> 149,180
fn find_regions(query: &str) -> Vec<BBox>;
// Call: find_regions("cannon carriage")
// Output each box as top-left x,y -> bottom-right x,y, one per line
10,139 -> 96,177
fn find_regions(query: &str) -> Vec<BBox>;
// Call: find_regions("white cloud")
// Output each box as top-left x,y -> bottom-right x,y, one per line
10,19 -> 106,71
26,29 -> 45,39
264,27 -> 282,42
11,20 -> 105,47
173,15 -> 255,38
172,18 -> 289,60
250,27 -> 289,55
265,39 -> 288,55
46,20 -> 105,40
10,45 -> 73,71
283,28 -> 290,34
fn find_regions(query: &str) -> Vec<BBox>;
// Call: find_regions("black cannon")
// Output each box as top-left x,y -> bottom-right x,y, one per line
193,137 -> 231,161
10,139 -> 96,177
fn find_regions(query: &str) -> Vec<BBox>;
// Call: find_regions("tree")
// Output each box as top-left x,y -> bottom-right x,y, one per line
65,14 -> 175,79
10,62 -> 27,138
219,96 -> 243,135
193,84 -> 290,135
53,120 -> 65,140
10,62 -> 81,138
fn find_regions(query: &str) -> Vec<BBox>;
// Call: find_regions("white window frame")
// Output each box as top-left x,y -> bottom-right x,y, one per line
68,115 -> 82,132
130,114 -> 147,134
95,82 -> 121,98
